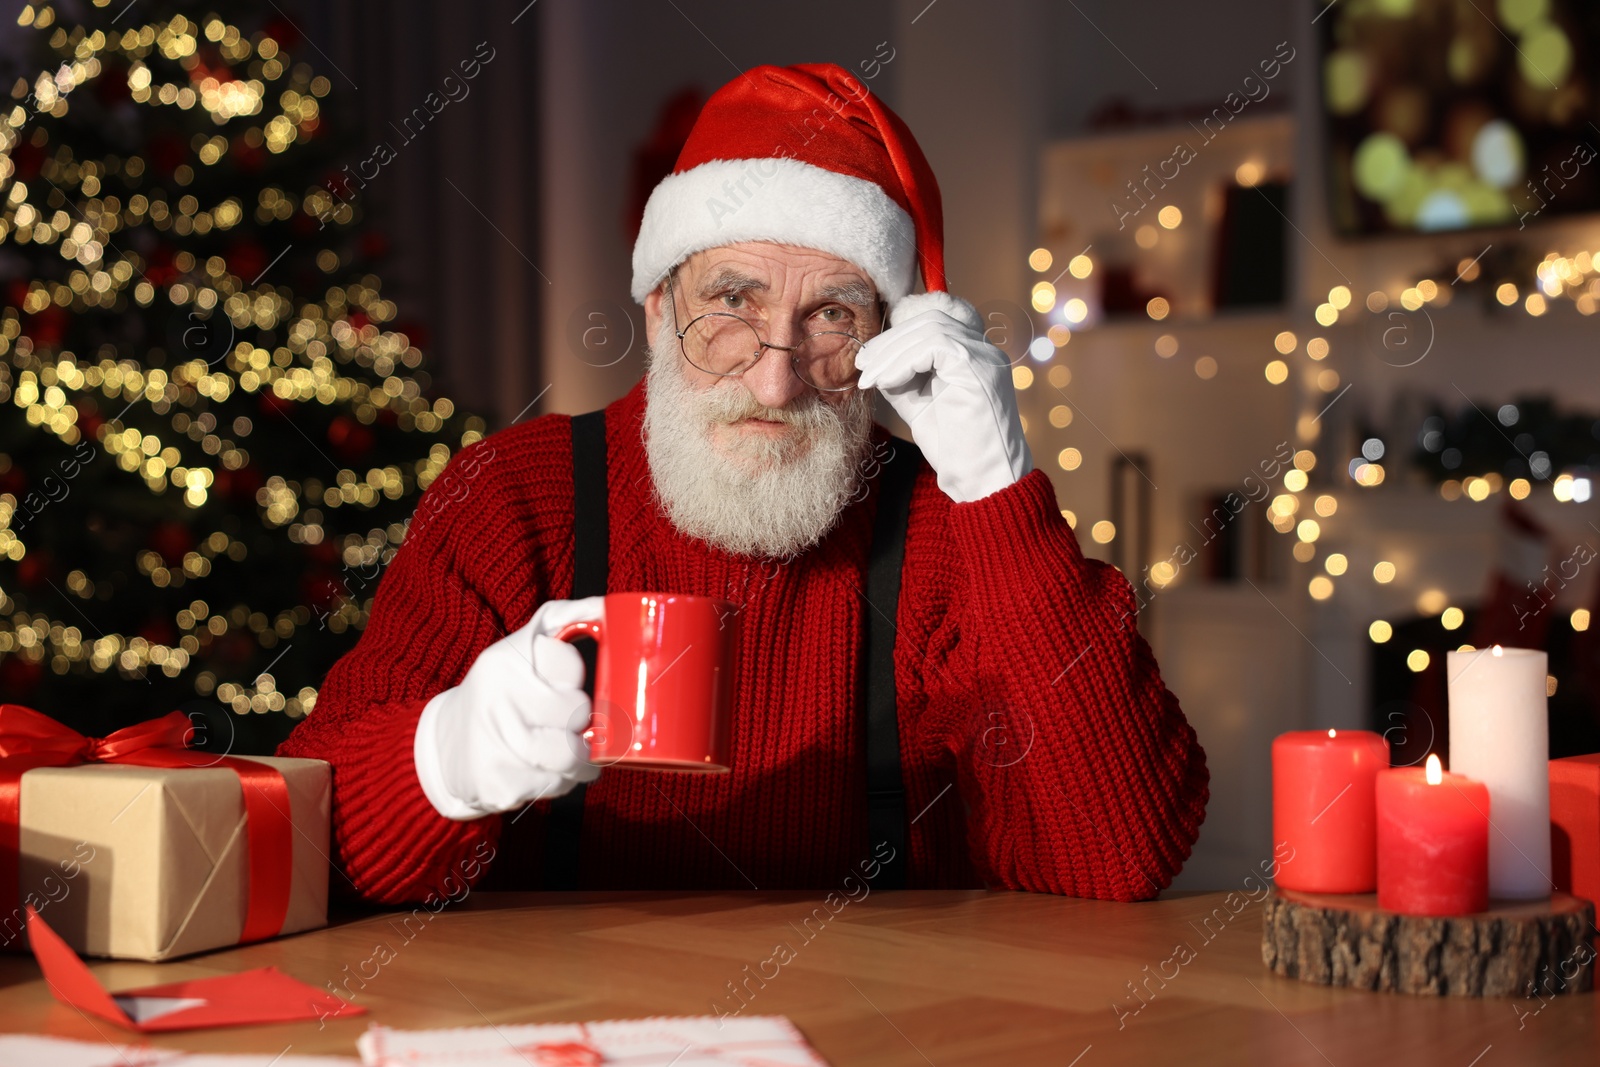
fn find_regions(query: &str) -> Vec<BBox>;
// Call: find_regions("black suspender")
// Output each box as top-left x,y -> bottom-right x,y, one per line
538,410 -> 608,889
541,409 -> 919,889
863,439 -> 919,889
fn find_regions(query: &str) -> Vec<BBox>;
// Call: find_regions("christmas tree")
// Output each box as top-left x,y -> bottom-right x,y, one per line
0,1 -> 481,744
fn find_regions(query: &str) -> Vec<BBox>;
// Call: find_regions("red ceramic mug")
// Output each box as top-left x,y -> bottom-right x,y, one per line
553,592 -> 738,772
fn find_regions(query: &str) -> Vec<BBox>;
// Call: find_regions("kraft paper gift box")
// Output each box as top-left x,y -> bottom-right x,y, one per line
7,756 -> 331,961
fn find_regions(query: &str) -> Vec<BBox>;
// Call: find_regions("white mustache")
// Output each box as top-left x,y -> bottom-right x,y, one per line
699,385 -> 836,427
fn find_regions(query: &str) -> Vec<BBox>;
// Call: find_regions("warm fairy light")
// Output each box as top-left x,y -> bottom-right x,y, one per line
1068,254 -> 1093,279
1274,331 -> 1297,354
1146,296 -> 1170,321
1425,753 -> 1442,785
1492,644 -> 1504,657
1328,286 -> 1352,309
1028,247 -> 1053,272
1309,575 -> 1333,600
1031,281 -> 1056,312
1135,225 -> 1158,249
1441,607 -> 1464,630
1057,447 -> 1082,471
1325,552 -> 1348,575
1264,359 -> 1288,384
1157,205 -> 1183,229
1575,608 -> 1592,632
1496,283 -> 1519,306
1091,520 -> 1116,544
1328,728 -> 1337,738
1417,589 -> 1448,615
1063,298 -> 1088,323
1194,356 -> 1217,379
1284,469 -> 1309,492
1407,649 -> 1431,672
1154,334 -> 1178,358
1373,561 -> 1396,583
1369,620 -> 1392,643
1235,161 -> 1263,186
1314,495 -> 1337,517
1306,337 -> 1329,360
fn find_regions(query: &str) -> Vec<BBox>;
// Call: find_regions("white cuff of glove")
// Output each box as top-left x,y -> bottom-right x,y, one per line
413,596 -> 607,821
414,688 -> 481,820
858,290 -> 1034,504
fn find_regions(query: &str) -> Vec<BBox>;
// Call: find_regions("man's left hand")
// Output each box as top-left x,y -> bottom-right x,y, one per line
855,291 -> 1034,503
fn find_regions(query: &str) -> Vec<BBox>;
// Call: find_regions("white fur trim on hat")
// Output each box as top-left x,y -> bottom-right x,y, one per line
630,157 -> 918,304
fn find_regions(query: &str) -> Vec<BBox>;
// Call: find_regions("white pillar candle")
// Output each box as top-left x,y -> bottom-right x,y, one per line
1446,645 -> 1551,900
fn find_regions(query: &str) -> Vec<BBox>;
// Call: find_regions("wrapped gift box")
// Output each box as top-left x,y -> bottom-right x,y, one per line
9,757 -> 330,961
1550,753 -> 1600,908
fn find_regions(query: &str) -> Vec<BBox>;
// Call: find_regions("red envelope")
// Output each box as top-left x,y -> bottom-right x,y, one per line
26,904 -> 365,1032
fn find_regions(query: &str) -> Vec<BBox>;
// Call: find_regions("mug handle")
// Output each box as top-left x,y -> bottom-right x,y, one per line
551,617 -> 608,752
552,618 -> 604,646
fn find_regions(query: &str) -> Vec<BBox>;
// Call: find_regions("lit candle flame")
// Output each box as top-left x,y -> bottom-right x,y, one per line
1328,728 -> 1337,738
1492,645 -> 1503,657
1425,753 -> 1442,785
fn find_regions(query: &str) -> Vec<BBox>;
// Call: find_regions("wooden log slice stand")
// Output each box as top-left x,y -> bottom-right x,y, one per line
1262,887 -> 1596,997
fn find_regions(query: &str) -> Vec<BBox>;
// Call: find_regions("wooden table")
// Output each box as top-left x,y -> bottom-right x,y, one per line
1,890 -> 1594,1065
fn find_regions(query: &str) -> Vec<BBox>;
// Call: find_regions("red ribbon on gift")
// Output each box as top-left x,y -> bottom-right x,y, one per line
0,704 -> 294,945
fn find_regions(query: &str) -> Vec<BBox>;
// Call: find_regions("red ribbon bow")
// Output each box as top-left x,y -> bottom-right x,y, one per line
0,704 -> 294,946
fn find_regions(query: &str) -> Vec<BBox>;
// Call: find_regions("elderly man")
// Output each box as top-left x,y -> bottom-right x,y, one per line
279,63 -> 1208,902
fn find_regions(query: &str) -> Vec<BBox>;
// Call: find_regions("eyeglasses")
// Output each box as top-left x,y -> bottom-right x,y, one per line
665,271 -> 874,393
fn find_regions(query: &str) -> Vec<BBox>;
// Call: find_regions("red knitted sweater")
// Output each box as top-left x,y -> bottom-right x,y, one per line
278,375 -> 1208,903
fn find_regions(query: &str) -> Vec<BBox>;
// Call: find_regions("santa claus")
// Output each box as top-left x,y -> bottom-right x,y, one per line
279,63 -> 1208,901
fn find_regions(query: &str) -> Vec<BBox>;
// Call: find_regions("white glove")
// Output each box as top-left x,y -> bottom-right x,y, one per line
413,596 -> 606,820
855,290 -> 1034,503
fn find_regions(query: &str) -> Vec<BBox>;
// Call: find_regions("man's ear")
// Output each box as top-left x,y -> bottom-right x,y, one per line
643,285 -> 664,347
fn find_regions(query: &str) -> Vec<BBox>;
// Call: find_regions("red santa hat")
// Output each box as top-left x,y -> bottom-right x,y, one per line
630,63 -> 946,305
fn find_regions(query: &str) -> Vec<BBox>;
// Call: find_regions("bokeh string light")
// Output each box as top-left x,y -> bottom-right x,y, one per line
1023,167 -> 1598,611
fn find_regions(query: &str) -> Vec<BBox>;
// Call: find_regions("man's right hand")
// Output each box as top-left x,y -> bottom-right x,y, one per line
413,597 -> 605,820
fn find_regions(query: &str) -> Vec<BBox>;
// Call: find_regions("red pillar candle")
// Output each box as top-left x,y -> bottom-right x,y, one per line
1272,728 -> 1389,892
1376,755 -> 1490,916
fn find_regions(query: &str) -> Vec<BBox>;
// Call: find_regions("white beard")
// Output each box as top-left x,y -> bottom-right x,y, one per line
641,319 -> 877,559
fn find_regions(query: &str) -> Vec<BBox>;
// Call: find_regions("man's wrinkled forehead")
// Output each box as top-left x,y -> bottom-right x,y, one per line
677,247 -> 879,308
